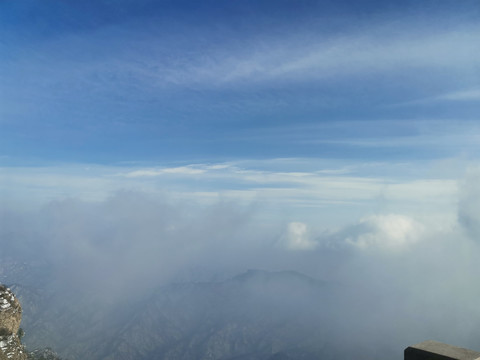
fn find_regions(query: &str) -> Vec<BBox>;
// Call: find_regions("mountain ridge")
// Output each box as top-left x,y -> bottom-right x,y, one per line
11,268 -> 334,360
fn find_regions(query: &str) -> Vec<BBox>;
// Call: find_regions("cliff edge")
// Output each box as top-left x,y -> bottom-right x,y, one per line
0,285 -> 26,360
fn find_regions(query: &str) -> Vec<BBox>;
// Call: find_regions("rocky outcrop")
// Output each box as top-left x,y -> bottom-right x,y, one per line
27,348 -> 62,360
0,285 -> 27,360
0,286 -> 22,336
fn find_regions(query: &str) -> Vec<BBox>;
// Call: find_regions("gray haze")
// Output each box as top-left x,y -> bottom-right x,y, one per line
2,169 -> 480,358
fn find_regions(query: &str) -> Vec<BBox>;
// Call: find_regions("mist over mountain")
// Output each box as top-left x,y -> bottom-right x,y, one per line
1,175 -> 480,360
3,267 -> 376,360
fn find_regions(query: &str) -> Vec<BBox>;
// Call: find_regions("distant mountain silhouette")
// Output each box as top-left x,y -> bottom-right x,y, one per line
9,267 -> 338,360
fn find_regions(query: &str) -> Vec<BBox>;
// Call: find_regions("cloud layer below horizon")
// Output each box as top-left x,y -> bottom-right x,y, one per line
2,163 -> 480,356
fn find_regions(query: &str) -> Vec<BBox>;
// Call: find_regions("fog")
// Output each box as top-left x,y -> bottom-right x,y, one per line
1,169 -> 480,358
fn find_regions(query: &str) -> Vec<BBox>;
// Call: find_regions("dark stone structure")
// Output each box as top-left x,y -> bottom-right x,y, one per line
405,341 -> 480,360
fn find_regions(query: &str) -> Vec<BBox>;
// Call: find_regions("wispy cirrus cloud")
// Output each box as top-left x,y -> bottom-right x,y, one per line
2,12 -> 478,165
130,23 -> 478,89
436,88 -> 480,101
0,159 -> 459,229
124,166 -> 206,177
3,18 -> 477,97
393,88 -> 480,107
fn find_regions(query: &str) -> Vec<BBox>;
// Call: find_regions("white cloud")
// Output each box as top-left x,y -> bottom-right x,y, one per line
124,166 -> 206,178
329,214 -> 425,252
0,159 -> 461,227
436,89 -> 480,101
282,222 -> 316,251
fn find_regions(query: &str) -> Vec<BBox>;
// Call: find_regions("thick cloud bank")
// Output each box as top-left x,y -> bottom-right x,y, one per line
1,169 -> 480,356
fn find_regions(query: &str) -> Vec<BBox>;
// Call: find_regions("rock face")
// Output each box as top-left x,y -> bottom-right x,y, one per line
27,348 -> 63,360
0,286 -> 22,335
0,285 -> 26,360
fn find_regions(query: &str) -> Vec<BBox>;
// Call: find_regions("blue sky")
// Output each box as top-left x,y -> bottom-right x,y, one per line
1,0 -> 479,228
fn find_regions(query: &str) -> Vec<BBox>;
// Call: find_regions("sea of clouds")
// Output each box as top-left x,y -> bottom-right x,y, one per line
1,165 -> 480,357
